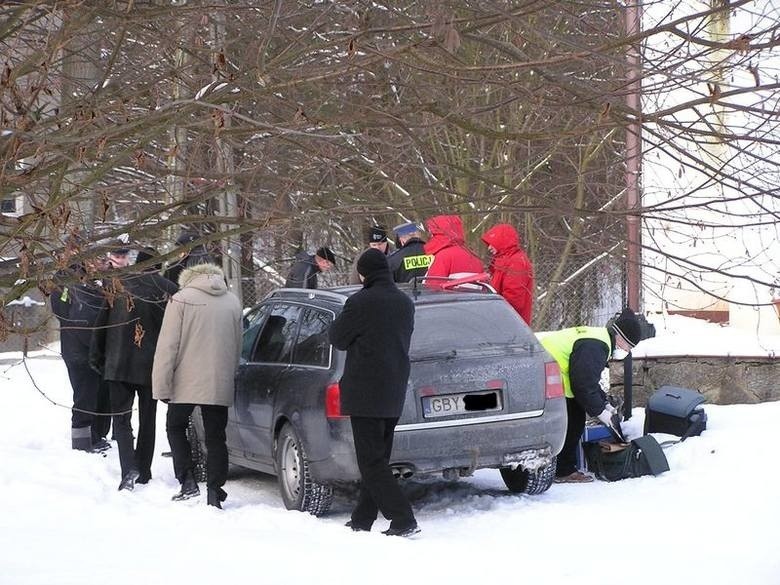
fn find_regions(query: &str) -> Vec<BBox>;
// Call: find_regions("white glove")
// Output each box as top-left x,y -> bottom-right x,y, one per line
597,408 -> 628,443
597,408 -> 614,426
605,403 -> 617,416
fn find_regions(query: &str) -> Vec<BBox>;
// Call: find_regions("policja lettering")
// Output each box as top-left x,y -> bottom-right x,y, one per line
403,254 -> 433,271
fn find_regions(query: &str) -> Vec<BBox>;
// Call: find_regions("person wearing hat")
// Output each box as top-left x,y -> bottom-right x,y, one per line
285,246 -> 336,289
537,308 -> 643,483
50,251 -> 112,453
163,231 -> 213,285
387,222 -> 431,283
348,225 -> 394,285
107,247 -> 130,269
328,248 -> 420,537
90,248 -> 178,490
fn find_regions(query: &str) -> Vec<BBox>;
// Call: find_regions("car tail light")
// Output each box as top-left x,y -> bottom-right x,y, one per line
544,362 -> 564,399
325,383 -> 347,419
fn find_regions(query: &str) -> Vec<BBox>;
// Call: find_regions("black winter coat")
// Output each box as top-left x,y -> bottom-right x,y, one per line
285,252 -> 320,289
328,268 -> 414,418
89,273 -> 178,386
387,238 -> 429,283
569,335 -> 613,416
51,270 -> 105,365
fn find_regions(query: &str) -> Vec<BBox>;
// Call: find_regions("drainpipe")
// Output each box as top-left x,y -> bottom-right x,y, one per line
625,0 -> 642,311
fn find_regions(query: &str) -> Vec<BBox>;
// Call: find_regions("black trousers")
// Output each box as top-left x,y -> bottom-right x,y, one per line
64,360 -> 100,441
166,403 -> 228,490
350,416 -> 416,530
109,381 -> 156,481
93,380 -> 112,441
556,397 -> 586,477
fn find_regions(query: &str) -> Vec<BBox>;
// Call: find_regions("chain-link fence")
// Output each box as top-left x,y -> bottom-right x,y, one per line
0,295 -> 52,355
239,247 -> 627,334
532,254 -> 625,332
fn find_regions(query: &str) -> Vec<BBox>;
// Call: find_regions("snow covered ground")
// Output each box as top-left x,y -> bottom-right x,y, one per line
1,315 -> 779,585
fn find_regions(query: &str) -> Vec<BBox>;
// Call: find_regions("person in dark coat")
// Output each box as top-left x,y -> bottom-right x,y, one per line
50,259 -> 111,452
163,231 -> 213,285
538,308 -> 642,483
90,248 -> 178,490
348,225 -> 394,285
284,246 -> 336,289
328,248 -> 419,537
387,222 -> 430,283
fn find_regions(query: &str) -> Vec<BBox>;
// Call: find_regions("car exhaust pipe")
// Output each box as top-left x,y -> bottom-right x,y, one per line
391,465 -> 414,479
442,468 -> 459,481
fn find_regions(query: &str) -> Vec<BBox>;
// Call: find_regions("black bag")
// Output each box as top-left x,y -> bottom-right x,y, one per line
644,386 -> 707,440
583,435 -> 670,482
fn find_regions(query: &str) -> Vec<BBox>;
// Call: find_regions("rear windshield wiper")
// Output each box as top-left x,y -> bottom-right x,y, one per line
410,349 -> 457,363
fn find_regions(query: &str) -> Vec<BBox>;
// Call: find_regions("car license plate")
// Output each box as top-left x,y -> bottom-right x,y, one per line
421,390 -> 502,418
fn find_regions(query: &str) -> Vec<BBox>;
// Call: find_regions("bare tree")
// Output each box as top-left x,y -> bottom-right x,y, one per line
1,0 -> 779,341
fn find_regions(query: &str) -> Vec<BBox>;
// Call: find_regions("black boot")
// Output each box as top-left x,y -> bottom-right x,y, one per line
207,486 -> 227,509
71,426 -> 92,451
91,438 -> 112,453
171,471 -> 200,501
118,470 -> 140,492
382,522 -> 421,537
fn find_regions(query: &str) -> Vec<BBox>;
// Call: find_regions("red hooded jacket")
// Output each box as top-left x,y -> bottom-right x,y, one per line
424,215 -> 484,279
481,224 -> 534,325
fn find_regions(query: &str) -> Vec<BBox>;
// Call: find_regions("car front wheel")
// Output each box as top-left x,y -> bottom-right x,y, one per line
500,456 -> 556,495
275,423 -> 333,516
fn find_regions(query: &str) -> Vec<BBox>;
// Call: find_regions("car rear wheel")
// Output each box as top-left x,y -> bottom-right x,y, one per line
275,423 -> 333,516
500,457 -> 556,495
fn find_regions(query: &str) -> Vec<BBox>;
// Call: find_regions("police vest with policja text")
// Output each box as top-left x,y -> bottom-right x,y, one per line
403,254 -> 433,271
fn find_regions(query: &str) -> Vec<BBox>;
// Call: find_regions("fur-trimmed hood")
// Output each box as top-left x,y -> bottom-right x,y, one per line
178,263 -> 227,296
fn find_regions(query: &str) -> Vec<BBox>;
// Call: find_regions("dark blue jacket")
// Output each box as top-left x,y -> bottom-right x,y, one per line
51,269 -> 104,365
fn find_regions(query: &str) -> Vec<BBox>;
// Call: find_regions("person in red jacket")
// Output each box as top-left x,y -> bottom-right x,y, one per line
423,215 -> 484,279
481,223 -> 534,325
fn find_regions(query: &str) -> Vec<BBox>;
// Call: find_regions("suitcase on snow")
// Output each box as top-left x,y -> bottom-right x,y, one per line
644,385 -> 707,441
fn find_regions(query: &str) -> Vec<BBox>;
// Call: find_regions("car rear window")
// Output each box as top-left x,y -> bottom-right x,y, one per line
411,299 -> 534,356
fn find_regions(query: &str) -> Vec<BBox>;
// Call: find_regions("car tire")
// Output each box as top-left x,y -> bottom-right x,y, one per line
186,409 -> 208,483
275,423 -> 333,516
500,456 -> 556,495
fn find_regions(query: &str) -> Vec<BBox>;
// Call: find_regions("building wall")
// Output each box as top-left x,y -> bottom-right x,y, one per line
609,356 -> 780,407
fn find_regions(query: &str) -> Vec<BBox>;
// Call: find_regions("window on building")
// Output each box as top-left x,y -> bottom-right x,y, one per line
1,198 -> 16,214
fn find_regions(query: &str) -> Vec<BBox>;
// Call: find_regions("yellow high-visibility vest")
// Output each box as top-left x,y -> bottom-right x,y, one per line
537,326 -> 612,398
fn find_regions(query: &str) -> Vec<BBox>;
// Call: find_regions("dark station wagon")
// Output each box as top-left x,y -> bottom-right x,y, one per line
190,277 -> 567,515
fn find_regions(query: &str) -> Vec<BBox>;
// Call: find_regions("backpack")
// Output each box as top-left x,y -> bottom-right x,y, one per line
583,435 -> 670,482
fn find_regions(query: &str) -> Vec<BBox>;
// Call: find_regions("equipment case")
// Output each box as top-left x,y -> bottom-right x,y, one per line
644,385 -> 707,440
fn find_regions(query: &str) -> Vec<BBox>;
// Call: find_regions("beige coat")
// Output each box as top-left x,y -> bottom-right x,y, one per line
152,264 -> 242,407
